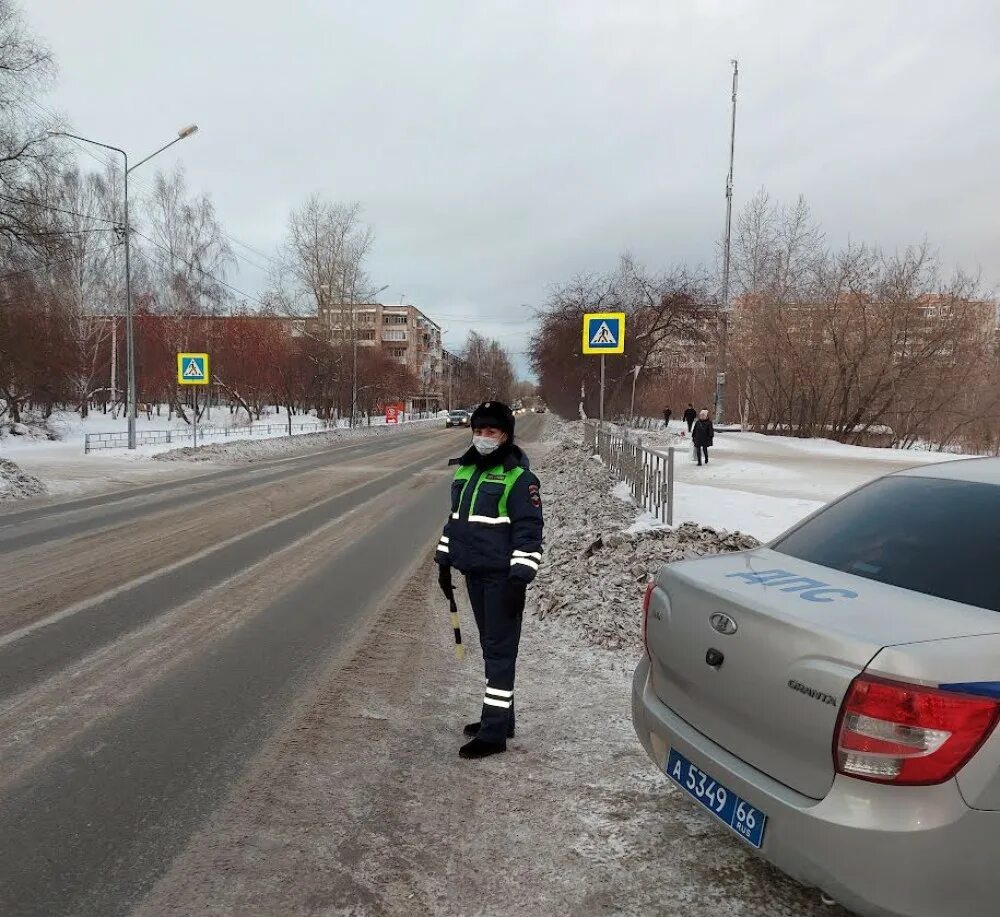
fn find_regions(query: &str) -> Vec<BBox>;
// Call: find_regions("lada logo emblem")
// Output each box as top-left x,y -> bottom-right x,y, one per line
709,613 -> 738,636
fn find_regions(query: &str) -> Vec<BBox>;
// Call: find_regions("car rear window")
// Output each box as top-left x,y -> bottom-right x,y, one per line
773,475 -> 1000,612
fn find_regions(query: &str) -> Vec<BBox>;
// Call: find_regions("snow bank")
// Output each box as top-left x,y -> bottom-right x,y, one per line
153,417 -> 440,464
532,421 -> 759,650
0,411 -> 57,443
0,406 -> 437,458
0,457 -> 47,502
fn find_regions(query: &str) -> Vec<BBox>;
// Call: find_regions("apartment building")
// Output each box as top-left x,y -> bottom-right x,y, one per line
730,293 -> 998,358
315,302 -> 444,409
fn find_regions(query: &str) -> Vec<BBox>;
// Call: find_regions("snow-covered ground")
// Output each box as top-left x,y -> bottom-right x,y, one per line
609,421 -> 970,541
134,418 -> 847,917
0,458 -> 46,502
1,406 -> 433,457
0,407 -> 442,500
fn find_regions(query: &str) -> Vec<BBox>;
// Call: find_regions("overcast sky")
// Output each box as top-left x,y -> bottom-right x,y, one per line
27,0 -> 1000,374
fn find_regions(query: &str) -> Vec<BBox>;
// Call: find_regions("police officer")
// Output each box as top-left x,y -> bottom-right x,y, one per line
435,401 -> 544,760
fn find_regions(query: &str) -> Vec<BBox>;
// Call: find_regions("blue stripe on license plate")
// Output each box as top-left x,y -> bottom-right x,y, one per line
665,748 -> 767,849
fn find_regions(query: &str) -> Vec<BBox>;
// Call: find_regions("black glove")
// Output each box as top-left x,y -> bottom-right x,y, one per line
506,579 -> 527,616
438,563 -> 453,599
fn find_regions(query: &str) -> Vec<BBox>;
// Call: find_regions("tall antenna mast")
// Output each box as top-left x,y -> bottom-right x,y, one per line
714,58 -> 738,426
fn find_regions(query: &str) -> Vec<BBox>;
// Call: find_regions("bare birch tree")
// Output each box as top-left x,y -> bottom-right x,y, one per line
279,195 -> 375,313
140,164 -> 235,315
0,0 -> 56,259
46,166 -> 122,415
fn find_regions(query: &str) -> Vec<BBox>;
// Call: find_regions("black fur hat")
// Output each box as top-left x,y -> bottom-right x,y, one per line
470,401 -> 515,439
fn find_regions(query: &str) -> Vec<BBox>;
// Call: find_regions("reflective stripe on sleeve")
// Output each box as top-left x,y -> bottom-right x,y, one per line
512,550 -> 542,560
467,515 -> 511,525
511,557 -> 539,571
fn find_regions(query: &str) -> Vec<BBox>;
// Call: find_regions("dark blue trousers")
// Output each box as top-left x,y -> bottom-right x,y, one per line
466,572 -> 524,742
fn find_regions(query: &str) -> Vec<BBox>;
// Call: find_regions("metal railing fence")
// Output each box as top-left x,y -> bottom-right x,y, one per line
84,412 -> 441,453
584,421 -> 675,525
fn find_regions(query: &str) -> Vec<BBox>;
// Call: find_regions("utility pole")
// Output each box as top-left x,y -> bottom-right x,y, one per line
351,297 -> 358,428
714,59 -> 738,426
110,318 -> 117,414
355,284 -> 389,425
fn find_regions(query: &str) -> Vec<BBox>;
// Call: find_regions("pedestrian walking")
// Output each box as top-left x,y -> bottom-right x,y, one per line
435,401 -> 544,760
692,409 -> 714,466
663,407 -> 672,428
683,404 -> 697,433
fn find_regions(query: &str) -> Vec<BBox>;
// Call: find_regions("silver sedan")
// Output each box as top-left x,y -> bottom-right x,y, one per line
633,458 -> 1000,917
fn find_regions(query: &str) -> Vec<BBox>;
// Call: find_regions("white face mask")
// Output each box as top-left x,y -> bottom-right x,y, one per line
472,435 -> 501,455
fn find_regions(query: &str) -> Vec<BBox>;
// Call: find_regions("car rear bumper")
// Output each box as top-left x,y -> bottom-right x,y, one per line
632,656 -> 998,917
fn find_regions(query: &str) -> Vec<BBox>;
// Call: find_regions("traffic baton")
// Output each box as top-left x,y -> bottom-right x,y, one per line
448,592 -> 465,660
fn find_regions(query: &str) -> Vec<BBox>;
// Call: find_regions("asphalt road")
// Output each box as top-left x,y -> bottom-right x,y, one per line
0,417 -> 541,917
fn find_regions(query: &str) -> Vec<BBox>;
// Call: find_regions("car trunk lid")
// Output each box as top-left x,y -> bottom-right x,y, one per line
646,548 -> 999,799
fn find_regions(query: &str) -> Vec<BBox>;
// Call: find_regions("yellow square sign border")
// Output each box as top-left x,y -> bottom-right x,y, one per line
582,312 -> 626,355
177,352 -> 210,386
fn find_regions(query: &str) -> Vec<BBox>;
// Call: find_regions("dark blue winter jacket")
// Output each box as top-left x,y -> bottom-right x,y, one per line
434,443 -> 544,584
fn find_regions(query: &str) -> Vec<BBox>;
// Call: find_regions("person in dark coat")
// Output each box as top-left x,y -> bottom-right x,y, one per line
435,401 -> 544,760
683,404 -> 697,432
663,407 -> 672,428
691,409 -> 714,466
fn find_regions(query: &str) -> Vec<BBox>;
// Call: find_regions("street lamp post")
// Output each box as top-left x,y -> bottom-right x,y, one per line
49,125 -> 199,449
353,284 -> 390,427
714,60 -> 738,426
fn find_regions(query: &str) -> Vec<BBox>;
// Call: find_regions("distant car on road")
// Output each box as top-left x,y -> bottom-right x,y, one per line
633,458 -> 1000,917
534,405 -> 547,413
446,410 -> 470,428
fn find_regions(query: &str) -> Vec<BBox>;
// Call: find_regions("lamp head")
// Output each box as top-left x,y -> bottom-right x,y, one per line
178,125 -> 199,139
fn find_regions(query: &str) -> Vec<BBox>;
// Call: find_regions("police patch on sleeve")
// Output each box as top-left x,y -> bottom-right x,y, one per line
528,483 -> 541,508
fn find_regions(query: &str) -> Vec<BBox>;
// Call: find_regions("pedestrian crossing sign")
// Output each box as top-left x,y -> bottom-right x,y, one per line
582,312 -> 626,355
177,352 -> 210,386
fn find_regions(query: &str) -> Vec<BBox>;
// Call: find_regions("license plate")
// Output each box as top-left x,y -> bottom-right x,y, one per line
665,748 -> 767,849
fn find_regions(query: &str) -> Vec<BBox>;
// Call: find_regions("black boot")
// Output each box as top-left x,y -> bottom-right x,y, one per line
459,736 -> 506,759
463,720 -> 515,738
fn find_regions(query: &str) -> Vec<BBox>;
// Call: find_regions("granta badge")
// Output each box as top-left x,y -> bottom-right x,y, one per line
788,679 -> 838,706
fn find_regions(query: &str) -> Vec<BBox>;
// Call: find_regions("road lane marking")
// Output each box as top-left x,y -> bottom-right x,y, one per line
0,441 -> 458,659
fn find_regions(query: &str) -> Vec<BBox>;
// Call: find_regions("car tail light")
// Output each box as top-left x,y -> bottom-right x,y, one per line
834,674 -> 1000,785
642,581 -> 656,657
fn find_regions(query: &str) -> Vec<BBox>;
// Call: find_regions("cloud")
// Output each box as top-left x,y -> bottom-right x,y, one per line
29,0 -> 1000,374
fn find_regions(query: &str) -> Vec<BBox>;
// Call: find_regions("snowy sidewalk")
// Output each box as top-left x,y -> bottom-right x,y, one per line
595,421 -> 968,541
